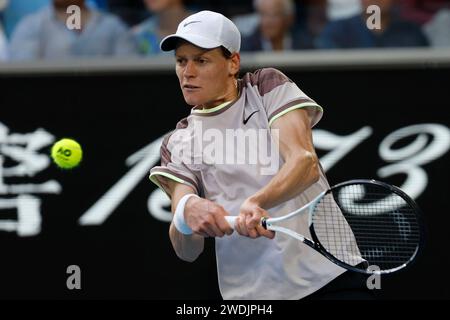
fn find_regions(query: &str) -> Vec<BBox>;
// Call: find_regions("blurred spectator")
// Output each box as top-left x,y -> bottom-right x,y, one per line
1,0 -> 107,40
1,0 -> 49,39
302,0 -> 328,49
107,0 -> 147,27
399,0 -> 447,25
9,0 -> 137,61
423,8 -> 450,47
0,5 -> 7,61
132,0 -> 192,55
317,0 -> 429,49
327,0 -> 362,20
241,0 -> 313,52
232,12 -> 259,38
0,25 -> 7,61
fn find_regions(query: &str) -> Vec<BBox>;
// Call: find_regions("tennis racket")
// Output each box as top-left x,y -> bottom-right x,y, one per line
225,179 -> 424,275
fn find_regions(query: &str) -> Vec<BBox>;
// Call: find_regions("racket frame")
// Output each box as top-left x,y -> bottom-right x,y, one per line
261,179 -> 425,275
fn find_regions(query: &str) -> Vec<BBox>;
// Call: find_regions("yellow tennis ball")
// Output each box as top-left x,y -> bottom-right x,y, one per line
51,138 -> 83,169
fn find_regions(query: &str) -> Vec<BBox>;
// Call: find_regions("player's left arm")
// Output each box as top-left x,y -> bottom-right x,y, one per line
236,108 -> 320,238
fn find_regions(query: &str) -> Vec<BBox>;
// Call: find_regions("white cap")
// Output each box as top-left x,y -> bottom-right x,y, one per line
160,10 -> 241,53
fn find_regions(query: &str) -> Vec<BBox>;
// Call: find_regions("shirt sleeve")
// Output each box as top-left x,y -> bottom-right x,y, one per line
255,68 -> 323,128
149,131 -> 201,198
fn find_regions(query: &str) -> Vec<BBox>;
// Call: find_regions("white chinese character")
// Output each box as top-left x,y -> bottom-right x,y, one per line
0,122 -> 62,236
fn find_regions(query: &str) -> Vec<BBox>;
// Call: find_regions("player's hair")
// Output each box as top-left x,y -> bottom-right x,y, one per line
220,46 -> 233,59
220,46 -> 240,79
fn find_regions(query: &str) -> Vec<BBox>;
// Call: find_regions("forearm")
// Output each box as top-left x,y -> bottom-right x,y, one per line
169,222 -> 204,262
250,150 -> 320,210
167,182 -> 205,262
247,108 -> 321,210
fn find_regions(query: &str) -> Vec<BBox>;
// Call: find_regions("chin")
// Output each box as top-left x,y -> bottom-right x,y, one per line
183,95 -> 203,107
184,99 -> 199,107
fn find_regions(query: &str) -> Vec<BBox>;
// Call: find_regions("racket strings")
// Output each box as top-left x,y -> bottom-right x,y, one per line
313,195 -> 361,266
312,183 -> 421,272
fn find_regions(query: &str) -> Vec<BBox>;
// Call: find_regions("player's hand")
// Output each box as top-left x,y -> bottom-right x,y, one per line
236,198 -> 275,239
184,196 -> 234,238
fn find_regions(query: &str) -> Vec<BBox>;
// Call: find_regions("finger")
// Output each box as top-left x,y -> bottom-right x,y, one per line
208,222 -> 225,237
235,216 -> 246,236
202,212 -> 225,237
237,216 -> 249,237
266,230 -> 276,239
200,226 -> 216,237
194,231 -> 210,238
245,213 -> 261,231
234,217 -> 243,235
254,211 -> 274,239
248,227 -> 259,239
243,215 -> 259,238
256,224 -> 275,239
249,212 -> 262,229
215,214 -> 234,236
198,218 -> 222,237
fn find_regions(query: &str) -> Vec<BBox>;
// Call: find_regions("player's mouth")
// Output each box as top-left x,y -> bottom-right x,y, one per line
183,84 -> 200,92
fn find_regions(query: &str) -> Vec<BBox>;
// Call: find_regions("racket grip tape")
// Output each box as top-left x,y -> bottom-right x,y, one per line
224,216 -> 237,229
224,216 -> 268,229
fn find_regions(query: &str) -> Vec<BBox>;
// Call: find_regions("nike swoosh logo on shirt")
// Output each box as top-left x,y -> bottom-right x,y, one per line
183,21 -> 201,27
243,110 -> 259,124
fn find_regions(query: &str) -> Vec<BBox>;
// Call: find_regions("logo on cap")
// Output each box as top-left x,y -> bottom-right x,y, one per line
183,20 -> 201,28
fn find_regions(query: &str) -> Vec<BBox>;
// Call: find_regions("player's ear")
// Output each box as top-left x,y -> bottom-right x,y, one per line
229,52 -> 240,78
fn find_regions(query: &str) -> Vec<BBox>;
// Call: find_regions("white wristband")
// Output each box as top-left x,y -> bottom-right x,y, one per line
173,193 -> 199,235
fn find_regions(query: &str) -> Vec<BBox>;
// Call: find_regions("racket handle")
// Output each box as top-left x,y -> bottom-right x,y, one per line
225,216 -> 268,229
225,216 -> 238,229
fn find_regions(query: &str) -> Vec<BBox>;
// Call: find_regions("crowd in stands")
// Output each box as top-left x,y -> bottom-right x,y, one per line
0,0 -> 449,62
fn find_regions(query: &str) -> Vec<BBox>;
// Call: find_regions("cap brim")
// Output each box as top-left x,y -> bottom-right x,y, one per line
160,34 -> 223,52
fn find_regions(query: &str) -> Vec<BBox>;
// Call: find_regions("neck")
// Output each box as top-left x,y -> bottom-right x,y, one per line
199,80 -> 239,110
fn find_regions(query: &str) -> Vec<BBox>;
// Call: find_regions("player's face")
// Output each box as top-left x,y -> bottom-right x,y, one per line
175,43 -> 240,108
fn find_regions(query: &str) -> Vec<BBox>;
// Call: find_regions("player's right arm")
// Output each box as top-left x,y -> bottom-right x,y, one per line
168,180 -> 233,262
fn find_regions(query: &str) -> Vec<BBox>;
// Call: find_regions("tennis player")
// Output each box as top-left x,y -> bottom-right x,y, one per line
149,10 -> 373,300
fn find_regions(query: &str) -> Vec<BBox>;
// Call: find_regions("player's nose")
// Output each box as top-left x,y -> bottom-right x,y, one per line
183,60 -> 196,77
